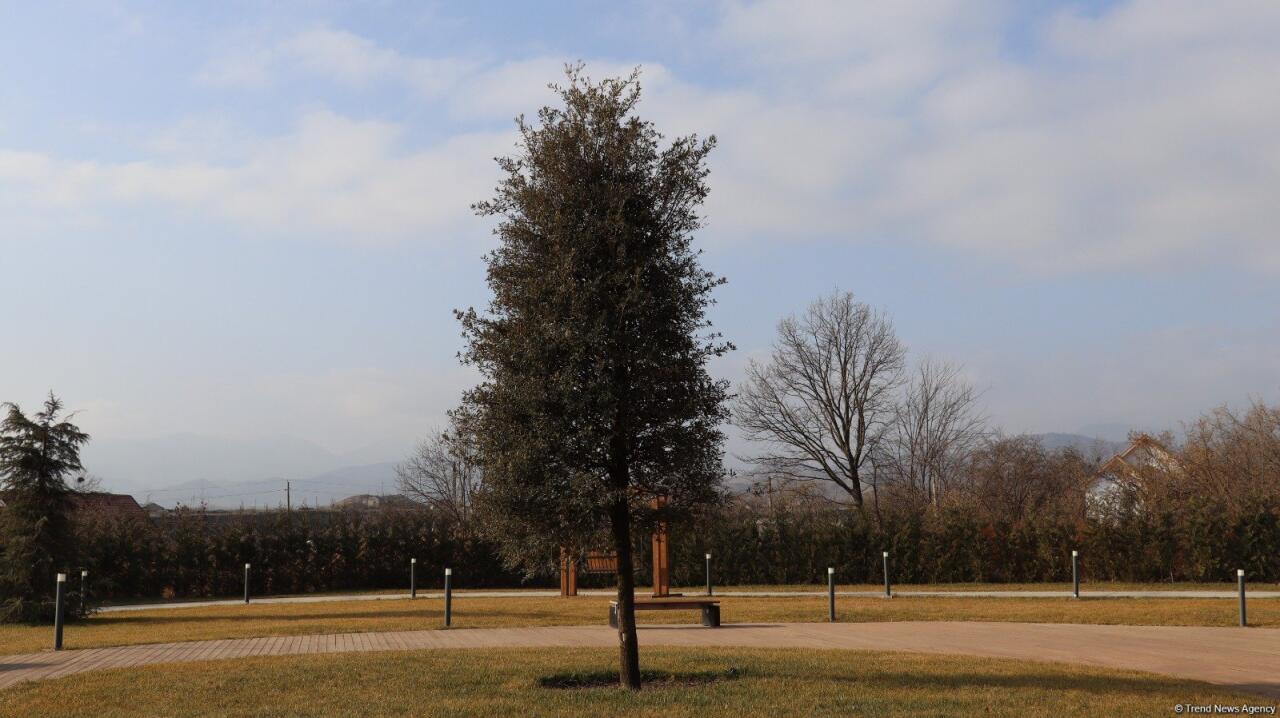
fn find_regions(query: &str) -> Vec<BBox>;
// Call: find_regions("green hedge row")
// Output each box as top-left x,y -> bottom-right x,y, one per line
73,509 -> 532,600
72,498 -> 1279,602
650,499 -> 1280,586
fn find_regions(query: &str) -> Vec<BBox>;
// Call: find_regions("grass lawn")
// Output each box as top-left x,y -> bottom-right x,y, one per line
0,646 -> 1260,717
0,593 -> 1275,655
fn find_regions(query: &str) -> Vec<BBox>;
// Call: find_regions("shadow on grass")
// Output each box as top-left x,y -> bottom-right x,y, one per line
637,624 -> 783,630
0,662 -> 54,672
539,667 -> 741,689
850,666 -> 1270,699
86,608 -> 449,626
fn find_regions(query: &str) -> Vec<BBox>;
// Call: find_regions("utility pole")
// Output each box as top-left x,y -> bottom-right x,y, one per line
286,481 -> 291,514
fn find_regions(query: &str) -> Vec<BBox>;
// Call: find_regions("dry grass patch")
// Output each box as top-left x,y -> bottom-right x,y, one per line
0,646 -> 1261,717
0,594 -> 1274,655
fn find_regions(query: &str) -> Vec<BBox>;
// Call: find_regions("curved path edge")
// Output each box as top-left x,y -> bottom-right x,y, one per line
1,622 -> 1277,698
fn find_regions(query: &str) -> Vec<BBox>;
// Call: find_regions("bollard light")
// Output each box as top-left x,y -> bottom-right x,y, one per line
1071,550 -> 1080,599
410,558 -> 417,599
80,570 -> 89,616
705,553 -> 713,596
1238,569 -> 1247,627
244,563 -> 251,604
444,568 -> 453,627
882,552 -> 891,598
827,567 -> 836,622
54,574 -> 67,650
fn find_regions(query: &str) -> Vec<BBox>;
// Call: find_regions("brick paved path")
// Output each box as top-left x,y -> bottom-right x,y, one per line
1,622 -> 1277,697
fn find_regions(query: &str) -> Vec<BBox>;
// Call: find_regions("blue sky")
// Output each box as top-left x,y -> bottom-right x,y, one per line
2,1 -> 1278,477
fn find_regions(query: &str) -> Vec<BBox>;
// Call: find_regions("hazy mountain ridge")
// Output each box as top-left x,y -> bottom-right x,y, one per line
124,461 -> 402,510
82,432 -> 1126,508
1030,433 -> 1126,461
82,433 -> 411,508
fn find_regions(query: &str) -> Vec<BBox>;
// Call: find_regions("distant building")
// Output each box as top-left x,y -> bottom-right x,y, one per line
1088,434 -> 1181,514
334,494 -> 416,511
68,492 -> 149,521
0,491 -> 148,521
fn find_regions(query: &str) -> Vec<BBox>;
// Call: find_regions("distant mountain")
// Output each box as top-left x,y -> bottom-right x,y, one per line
127,461 -> 403,510
80,433 -> 413,506
1031,433 -> 1125,461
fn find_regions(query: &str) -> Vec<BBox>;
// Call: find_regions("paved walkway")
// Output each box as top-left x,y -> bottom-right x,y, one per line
98,588 -> 1280,612
2,622 -> 1277,697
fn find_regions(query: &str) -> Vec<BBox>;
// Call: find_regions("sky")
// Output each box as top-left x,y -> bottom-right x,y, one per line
2,0 -> 1279,487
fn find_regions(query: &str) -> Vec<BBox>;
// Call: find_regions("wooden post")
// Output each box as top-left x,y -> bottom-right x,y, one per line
651,497 -> 670,597
559,548 -> 578,597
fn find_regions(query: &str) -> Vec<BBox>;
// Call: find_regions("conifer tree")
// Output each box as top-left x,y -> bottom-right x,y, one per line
459,66 -> 730,689
0,394 -> 89,622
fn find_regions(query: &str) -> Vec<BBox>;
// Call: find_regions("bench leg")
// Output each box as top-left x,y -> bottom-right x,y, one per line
701,605 -> 720,628
609,604 -> 618,629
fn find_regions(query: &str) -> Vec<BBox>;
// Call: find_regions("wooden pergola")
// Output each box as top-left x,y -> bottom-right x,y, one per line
559,496 -> 672,597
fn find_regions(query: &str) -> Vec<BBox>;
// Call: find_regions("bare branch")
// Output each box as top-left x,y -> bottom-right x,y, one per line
734,291 -> 905,509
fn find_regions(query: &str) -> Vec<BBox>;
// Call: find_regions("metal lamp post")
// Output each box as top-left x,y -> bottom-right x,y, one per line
705,553 -> 712,596
1072,550 -> 1080,599
54,574 -> 67,650
883,551 -> 891,598
1238,569 -> 1247,627
444,568 -> 453,627
827,567 -> 836,621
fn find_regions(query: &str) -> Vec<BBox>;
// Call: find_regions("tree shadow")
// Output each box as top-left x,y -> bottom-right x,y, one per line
0,662 -> 55,672
844,666 -> 1278,700
638,623 -> 783,630
89,608 -> 444,626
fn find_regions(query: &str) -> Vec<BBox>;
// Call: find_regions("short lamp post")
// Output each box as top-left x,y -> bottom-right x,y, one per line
54,573 -> 67,650
444,568 -> 453,627
1072,550 -> 1080,599
883,551 -> 891,598
705,553 -> 713,596
1238,569 -> 1247,627
827,567 -> 836,622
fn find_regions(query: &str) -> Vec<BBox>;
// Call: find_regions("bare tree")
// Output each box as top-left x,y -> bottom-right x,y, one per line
735,291 -> 905,511
396,425 -> 481,525
879,359 -> 986,509
963,435 -> 1092,522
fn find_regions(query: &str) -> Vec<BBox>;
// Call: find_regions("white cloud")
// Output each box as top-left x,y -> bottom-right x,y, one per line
198,27 -> 475,97
0,112 -> 511,240
866,1 -> 1280,270
693,0 -> 1280,271
10,1 -> 1280,271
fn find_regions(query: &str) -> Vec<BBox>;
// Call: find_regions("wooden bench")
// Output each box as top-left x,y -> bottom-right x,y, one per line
608,597 -> 720,628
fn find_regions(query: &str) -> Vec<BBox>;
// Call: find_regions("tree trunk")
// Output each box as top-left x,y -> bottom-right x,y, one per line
610,497 -> 642,690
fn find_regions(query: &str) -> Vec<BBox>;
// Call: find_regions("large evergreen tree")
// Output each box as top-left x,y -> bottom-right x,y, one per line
0,394 -> 89,622
459,67 -> 730,689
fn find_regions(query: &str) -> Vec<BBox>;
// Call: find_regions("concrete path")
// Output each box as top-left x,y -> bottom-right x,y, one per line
1,622 -> 1277,698
98,588 -> 1280,613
